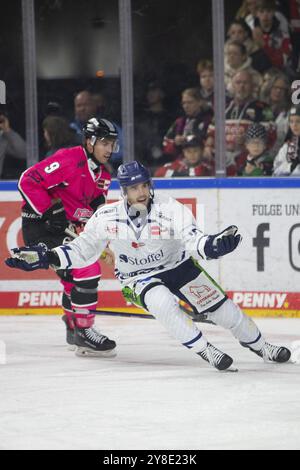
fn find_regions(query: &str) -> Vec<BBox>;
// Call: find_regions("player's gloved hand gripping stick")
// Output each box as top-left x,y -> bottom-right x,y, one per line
43,201 -> 69,234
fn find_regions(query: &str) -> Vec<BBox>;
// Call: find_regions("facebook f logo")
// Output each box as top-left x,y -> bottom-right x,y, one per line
0,80 -> 6,104
253,223 -> 270,271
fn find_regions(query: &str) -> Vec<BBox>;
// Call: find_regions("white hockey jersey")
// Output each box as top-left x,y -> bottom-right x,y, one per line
53,194 -> 208,285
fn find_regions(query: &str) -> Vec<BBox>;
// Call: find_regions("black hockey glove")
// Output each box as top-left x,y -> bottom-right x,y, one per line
204,225 -> 242,259
43,201 -> 69,234
5,244 -> 50,271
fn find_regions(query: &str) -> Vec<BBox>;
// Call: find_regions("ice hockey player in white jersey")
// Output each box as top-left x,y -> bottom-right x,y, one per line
6,161 -> 291,371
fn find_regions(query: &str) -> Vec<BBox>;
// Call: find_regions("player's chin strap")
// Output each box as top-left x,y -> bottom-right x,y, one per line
86,144 -> 102,171
84,137 -> 111,171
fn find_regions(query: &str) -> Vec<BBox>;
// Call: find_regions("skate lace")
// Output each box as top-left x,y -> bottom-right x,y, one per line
85,327 -> 108,344
200,343 -> 225,366
261,342 -> 280,361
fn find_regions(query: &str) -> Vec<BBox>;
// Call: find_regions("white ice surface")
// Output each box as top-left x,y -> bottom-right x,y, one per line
0,315 -> 299,450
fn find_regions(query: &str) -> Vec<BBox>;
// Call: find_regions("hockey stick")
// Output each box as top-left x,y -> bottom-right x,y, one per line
64,227 -> 78,239
91,308 -> 154,319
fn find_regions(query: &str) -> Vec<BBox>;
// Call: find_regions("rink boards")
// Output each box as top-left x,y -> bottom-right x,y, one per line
0,178 -> 299,318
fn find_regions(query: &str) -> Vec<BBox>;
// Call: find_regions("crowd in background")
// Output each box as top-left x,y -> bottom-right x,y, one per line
1,0 -> 300,179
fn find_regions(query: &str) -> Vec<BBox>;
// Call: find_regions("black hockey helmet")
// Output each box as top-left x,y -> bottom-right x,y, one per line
83,117 -> 119,148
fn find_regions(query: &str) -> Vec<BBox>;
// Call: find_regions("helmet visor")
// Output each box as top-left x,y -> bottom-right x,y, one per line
90,135 -> 120,153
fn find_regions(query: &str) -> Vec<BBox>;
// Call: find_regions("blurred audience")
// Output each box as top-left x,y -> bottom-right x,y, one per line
42,115 -> 76,158
69,89 -> 123,172
273,105 -> 300,176
252,0 -> 292,70
196,60 -> 214,109
135,82 -> 173,170
0,108 -> 26,179
260,71 -> 291,156
236,123 -> 273,175
226,18 -> 272,73
70,90 -> 98,140
224,40 -> 263,97
163,87 -> 213,162
155,135 -> 213,177
289,0 -> 300,73
260,67 -> 282,95
204,70 -> 275,174
236,0 -> 289,34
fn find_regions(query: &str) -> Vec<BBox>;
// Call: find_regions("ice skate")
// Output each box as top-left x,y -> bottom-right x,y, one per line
242,341 -> 291,363
197,342 -> 235,371
61,314 -> 76,351
74,326 -> 117,357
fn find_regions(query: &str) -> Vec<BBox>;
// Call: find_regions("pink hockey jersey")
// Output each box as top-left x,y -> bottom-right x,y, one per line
18,146 -> 111,222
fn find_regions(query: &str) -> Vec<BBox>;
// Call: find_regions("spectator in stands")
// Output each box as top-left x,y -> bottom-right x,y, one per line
0,108 -> 26,179
260,72 -> 290,119
273,105 -> 300,176
155,136 -> 213,177
288,0 -> 300,73
252,0 -> 292,70
135,82 -> 173,170
196,60 -> 214,109
236,0 -> 289,34
260,72 -> 291,156
42,115 -> 76,158
260,66 -> 281,96
226,19 -> 272,73
224,41 -> 262,97
69,90 -> 123,173
162,88 -> 213,162
236,123 -> 273,175
44,101 -> 63,118
204,70 -> 275,173
69,90 -> 98,140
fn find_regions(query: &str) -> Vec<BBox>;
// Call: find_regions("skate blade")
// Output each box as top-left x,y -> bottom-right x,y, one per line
67,344 -> 76,352
75,347 -> 117,358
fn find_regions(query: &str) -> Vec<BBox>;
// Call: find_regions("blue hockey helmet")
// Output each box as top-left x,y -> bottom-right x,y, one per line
117,161 -> 154,197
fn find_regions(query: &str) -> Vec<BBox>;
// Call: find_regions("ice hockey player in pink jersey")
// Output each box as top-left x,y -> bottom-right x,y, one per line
17,118 -> 118,357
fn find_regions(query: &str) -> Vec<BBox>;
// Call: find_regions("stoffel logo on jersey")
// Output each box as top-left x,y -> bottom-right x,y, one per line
119,249 -> 164,266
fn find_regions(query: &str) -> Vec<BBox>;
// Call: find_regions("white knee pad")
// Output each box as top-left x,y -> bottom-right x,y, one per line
207,299 -> 264,348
